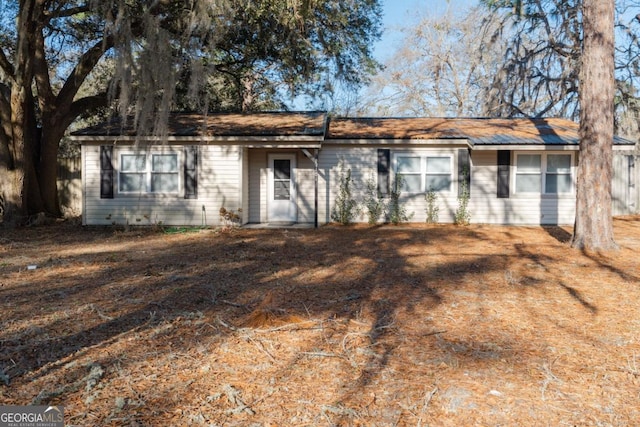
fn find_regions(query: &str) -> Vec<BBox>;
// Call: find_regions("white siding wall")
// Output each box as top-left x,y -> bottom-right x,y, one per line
241,147 -> 250,224
248,149 -> 267,223
296,153 -> 316,224
318,146 -> 377,224
319,146 -> 577,226
612,153 -> 638,215
82,144 -> 242,226
318,145 -> 461,224
83,142 -> 594,227
470,151 -> 576,225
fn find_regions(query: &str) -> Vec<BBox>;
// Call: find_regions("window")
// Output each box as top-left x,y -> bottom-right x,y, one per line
273,159 -> 291,200
515,152 -> 573,195
151,154 -> 179,193
515,154 -> 542,193
120,154 -> 147,193
426,157 -> 452,192
396,154 -> 452,193
545,154 -> 572,193
397,156 -> 422,192
119,152 -> 179,194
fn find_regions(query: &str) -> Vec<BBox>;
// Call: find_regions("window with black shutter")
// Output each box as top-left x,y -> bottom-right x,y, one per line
497,150 -> 511,199
458,148 -> 470,197
184,146 -> 198,199
100,145 -> 114,199
377,149 -> 390,196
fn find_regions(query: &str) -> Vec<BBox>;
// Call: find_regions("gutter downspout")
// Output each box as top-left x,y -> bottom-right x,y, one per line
314,148 -> 319,228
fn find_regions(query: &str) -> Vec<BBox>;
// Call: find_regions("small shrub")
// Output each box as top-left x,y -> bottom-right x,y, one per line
425,189 -> 439,224
388,174 -> 413,225
331,165 -> 359,225
454,170 -> 471,225
363,176 -> 386,225
220,207 -> 242,228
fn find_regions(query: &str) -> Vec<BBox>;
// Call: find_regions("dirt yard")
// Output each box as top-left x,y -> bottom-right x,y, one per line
1,218 -> 639,426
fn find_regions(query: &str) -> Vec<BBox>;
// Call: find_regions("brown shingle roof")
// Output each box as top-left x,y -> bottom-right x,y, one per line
72,111 -> 327,138
73,113 -> 635,146
326,117 -> 579,143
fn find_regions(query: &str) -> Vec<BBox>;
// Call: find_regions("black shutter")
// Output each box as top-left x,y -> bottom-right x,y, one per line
100,145 -> 114,199
458,148 -> 471,197
377,149 -> 390,196
497,150 -> 511,199
184,146 -> 198,199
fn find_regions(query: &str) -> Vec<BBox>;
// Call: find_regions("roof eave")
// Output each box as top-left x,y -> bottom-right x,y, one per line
71,135 -> 325,144
323,138 -> 472,147
471,144 -> 579,151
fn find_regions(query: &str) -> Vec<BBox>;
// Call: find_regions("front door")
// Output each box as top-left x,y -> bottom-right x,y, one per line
268,154 -> 297,223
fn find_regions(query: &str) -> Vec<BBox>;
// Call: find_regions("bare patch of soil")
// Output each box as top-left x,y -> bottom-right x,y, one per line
1,218 -> 639,426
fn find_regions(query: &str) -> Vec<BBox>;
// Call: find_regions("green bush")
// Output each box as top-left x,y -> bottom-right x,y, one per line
425,189 -> 439,223
454,170 -> 471,225
388,174 -> 413,225
331,166 -> 359,225
363,176 -> 385,225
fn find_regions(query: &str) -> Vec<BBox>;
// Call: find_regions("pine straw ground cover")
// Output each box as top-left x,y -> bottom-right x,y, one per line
1,218 -> 639,426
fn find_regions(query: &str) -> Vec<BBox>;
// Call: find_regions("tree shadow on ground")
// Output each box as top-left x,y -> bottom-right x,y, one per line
542,225 -> 573,243
1,221 -> 634,424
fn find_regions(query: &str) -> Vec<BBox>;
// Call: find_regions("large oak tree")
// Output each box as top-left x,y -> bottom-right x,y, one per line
0,0 -> 381,225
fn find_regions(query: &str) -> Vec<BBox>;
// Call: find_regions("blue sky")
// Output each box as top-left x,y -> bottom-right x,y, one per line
292,0 -> 479,109
375,0 -> 478,60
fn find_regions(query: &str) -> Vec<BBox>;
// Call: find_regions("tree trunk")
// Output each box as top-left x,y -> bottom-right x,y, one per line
571,0 -> 617,251
16,83 -> 46,217
37,122 -> 66,216
0,145 -> 21,225
8,82 -> 31,223
0,114 -> 16,223
1,0 -> 44,225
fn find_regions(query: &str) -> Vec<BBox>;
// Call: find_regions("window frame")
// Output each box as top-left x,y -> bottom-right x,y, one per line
393,153 -> 454,194
396,155 -> 423,193
514,151 -> 575,196
117,149 -> 181,196
119,153 -> 148,194
273,158 -> 293,201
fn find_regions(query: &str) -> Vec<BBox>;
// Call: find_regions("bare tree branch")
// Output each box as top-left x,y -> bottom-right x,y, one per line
0,46 -> 15,80
45,4 -> 90,20
33,19 -> 55,111
55,35 -> 114,114
66,93 -> 110,129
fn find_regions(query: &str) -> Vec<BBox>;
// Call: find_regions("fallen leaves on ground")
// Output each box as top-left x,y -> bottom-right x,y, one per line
1,218 -> 639,426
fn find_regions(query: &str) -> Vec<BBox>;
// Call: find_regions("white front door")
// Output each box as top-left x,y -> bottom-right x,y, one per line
268,154 -> 297,223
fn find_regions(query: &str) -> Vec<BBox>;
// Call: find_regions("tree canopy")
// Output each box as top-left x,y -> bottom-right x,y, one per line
481,0 -> 640,129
